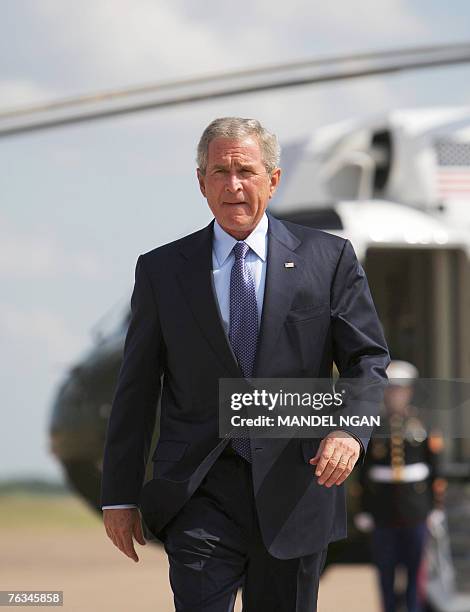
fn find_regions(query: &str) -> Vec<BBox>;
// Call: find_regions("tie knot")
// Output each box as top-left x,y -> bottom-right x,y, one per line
233,241 -> 249,260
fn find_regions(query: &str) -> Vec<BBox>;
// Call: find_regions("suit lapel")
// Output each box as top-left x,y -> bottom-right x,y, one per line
253,214 -> 304,378
177,221 -> 242,378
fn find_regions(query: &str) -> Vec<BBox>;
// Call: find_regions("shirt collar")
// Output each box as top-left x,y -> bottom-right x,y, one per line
213,212 -> 268,267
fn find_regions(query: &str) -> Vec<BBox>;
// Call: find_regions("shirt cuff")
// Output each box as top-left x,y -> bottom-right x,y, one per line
101,504 -> 138,509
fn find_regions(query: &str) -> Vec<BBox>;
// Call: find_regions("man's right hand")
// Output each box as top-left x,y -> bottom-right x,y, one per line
103,508 -> 146,562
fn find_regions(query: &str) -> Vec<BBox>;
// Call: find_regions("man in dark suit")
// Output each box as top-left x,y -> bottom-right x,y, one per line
101,117 -> 390,611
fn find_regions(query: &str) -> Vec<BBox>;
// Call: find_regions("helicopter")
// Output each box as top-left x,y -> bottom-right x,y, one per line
4,42 -> 470,610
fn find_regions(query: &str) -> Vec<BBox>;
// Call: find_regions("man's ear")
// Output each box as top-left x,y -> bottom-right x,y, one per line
269,167 -> 281,199
196,168 -> 206,197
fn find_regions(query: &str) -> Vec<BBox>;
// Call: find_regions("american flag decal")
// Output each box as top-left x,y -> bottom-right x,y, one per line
435,139 -> 470,199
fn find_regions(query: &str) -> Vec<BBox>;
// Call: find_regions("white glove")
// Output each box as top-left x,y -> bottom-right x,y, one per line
354,512 -> 375,533
426,509 -> 445,534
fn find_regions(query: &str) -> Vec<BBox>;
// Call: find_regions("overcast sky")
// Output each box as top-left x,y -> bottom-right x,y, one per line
1,0 -> 470,482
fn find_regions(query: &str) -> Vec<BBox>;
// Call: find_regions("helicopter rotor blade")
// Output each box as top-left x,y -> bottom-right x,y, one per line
1,42 -> 470,138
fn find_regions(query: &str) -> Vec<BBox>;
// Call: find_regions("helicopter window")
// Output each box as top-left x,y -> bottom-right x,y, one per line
371,129 -> 393,192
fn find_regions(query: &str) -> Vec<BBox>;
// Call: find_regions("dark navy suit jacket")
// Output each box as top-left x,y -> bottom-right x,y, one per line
100,212 -> 390,559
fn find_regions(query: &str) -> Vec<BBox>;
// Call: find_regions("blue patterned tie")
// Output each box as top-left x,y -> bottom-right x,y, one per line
229,241 -> 258,462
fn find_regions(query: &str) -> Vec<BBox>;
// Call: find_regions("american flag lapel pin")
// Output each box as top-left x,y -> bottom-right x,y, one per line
284,262 -> 295,268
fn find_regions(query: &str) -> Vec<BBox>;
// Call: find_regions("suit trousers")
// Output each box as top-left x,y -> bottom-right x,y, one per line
159,444 -> 328,612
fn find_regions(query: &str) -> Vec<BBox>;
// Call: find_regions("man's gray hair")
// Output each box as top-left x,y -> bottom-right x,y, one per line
197,117 -> 281,175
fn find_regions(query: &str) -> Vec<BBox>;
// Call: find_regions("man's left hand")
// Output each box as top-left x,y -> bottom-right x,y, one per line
309,431 -> 360,486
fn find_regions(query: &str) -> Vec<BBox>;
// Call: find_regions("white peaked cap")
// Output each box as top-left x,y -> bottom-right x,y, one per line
386,360 -> 419,384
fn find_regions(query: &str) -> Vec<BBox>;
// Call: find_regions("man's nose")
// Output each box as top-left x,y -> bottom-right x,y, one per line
224,172 -> 243,192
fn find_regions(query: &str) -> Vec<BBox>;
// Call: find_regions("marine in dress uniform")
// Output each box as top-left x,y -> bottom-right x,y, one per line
356,361 -> 444,612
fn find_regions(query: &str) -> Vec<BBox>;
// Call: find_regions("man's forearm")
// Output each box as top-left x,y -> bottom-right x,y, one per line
100,255 -> 164,507
330,239 -> 390,459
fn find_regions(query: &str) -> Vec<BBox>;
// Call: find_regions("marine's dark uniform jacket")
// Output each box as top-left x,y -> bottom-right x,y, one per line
359,409 -> 443,527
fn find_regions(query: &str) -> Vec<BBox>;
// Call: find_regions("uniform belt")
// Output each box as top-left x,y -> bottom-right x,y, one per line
368,462 -> 430,483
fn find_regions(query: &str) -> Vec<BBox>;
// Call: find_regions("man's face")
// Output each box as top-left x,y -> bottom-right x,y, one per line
384,385 -> 413,415
197,136 -> 281,240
